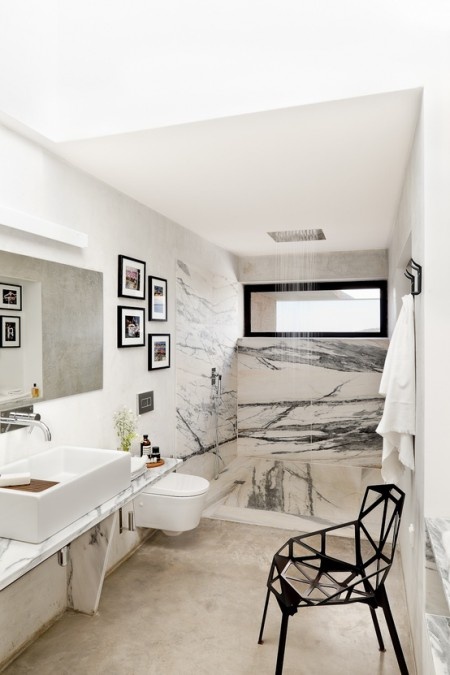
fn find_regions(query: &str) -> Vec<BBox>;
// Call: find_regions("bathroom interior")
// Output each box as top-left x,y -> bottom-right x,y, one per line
1,3 -> 450,674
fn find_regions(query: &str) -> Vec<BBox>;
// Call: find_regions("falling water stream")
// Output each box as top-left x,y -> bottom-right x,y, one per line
274,229 -> 319,450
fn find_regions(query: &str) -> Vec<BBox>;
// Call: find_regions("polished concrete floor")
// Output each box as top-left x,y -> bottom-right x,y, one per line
4,518 -> 415,674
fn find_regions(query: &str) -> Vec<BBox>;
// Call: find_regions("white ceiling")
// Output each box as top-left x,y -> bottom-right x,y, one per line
57,88 -> 422,257
0,2 -> 432,257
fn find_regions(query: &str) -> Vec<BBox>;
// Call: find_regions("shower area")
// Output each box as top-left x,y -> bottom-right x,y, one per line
176,248 -> 388,534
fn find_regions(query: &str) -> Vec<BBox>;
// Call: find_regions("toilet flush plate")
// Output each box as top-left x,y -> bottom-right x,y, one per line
137,391 -> 154,414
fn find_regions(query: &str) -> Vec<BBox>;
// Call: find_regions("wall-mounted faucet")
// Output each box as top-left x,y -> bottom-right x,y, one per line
0,411 -> 52,441
211,368 -> 222,397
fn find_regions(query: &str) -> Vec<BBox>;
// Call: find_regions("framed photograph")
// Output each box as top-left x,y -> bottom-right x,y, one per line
117,306 -> 145,348
149,276 -> 167,321
0,283 -> 22,311
118,255 -> 146,299
0,316 -> 21,347
148,333 -> 171,370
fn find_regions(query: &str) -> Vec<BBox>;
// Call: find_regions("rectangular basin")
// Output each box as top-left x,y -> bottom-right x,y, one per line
0,446 -> 131,543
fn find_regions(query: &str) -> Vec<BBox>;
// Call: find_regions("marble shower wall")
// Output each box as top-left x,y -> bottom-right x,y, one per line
237,338 -> 388,466
176,260 -> 240,471
204,337 -> 389,527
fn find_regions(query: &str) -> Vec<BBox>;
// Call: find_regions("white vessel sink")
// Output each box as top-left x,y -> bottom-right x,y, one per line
0,446 -> 131,543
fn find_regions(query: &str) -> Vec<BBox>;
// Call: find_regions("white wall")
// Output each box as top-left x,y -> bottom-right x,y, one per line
422,81 -> 450,518
238,249 -> 388,283
0,121 -> 238,464
0,120 -> 239,666
388,106 -> 428,672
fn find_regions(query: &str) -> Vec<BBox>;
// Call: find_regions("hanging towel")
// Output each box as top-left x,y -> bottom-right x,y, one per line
376,294 -> 416,483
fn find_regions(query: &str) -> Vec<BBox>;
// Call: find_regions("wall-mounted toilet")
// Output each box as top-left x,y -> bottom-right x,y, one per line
134,472 -> 209,536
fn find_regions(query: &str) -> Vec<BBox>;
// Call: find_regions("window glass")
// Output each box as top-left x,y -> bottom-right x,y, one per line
244,281 -> 387,337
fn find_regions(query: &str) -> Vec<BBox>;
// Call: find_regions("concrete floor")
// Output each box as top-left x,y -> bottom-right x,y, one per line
4,518 -> 415,674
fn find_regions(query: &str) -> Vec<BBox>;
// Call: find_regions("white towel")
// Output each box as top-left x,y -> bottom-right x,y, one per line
130,456 -> 147,479
376,294 -> 416,483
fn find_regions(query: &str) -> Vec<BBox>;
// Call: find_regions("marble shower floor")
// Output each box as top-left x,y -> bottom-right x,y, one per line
204,456 -> 383,535
3,518 -> 415,675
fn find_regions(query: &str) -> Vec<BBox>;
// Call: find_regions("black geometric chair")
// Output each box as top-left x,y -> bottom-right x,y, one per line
258,484 -> 408,674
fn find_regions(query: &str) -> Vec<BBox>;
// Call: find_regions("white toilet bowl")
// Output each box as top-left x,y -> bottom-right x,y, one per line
134,472 -> 209,536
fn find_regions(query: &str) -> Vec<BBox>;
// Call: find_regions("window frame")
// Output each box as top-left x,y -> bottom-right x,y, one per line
243,279 -> 388,338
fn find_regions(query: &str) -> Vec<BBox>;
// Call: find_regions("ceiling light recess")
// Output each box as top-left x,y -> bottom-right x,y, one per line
267,229 -> 326,243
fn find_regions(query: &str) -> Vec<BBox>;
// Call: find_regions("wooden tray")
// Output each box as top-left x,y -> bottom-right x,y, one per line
3,478 -> 59,492
146,459 -> 165,469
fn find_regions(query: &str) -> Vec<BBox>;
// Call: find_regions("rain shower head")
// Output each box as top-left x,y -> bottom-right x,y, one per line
267,229 -> 326,243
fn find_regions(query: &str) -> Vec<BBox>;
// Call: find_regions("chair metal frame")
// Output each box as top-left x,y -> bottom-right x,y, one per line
258,484 -> 408,674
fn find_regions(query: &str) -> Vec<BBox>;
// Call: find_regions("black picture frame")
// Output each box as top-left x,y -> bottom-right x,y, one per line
117,306 -> 145,348
148,276 -> 167,321
0,316 -> 21,347
148,333 -> 171,369
0,283 -> 22,311
118,255 -> 146,299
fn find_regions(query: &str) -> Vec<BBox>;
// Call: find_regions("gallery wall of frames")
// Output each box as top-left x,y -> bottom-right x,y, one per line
0,283 -> 22,348
117,254 -> 170,370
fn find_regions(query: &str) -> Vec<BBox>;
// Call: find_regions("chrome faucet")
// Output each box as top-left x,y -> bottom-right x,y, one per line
0,412 -> 52,441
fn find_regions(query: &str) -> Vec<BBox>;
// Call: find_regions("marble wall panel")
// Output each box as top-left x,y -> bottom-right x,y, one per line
238,338 -> 388,466
176,260 -> 239,466
204,455 -> 382,533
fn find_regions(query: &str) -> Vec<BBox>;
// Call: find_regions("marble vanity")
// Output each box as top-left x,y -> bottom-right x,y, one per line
0,457 -> 181,614
426,518 -> 450,673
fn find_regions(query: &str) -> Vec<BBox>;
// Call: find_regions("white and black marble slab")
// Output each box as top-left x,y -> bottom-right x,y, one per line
426,527 -> 450,617
176,259 -> 239,462
426,614 -> 450,674
427,518 -> 450,614
237,338 -> 387,466
0,457 -> 181,591
67,512 -> 118,615
204,456 -> 381,533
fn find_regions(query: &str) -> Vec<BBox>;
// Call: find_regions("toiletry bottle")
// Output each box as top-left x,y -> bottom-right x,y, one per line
152,446 -> 160,462
31,383 -> 40,398
140,434 -> 151,457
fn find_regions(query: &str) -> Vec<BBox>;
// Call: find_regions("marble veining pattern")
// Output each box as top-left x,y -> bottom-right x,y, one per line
426,519 -> 450,672
238,338 -> 387,466
426,528 -> 450,617
176,260 -> 239,462
67,513 -> 117,614
0,458 -> 181,591
204,456 -> 382,534
426,614 -> 450,675
427,518 -> 450,614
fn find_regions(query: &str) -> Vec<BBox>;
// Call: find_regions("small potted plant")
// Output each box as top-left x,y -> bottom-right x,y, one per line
113,405 -> 138,452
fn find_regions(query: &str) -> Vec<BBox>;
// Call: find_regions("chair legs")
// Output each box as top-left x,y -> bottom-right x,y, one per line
378,584 -> 409,675
369,606 -> 386,652
275,612 -> 290,675
258,588 -> 271,644
258,590 -> 290,675
259,585 -> 408,675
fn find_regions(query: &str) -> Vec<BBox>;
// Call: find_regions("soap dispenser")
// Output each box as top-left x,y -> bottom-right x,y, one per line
140,434 -> 151,457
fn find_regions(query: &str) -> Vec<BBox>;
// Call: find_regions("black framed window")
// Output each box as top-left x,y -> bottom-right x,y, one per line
244,280 -> 387,338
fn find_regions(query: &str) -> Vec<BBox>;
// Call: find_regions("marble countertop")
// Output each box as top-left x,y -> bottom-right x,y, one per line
426,517 -> 450,673
0,457 -> 182,591
427,517 -> 450,613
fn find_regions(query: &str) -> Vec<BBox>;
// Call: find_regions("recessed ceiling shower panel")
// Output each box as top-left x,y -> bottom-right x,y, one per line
267,229 -> 326,243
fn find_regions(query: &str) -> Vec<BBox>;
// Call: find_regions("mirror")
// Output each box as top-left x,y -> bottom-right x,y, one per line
0,250 -> 103,403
